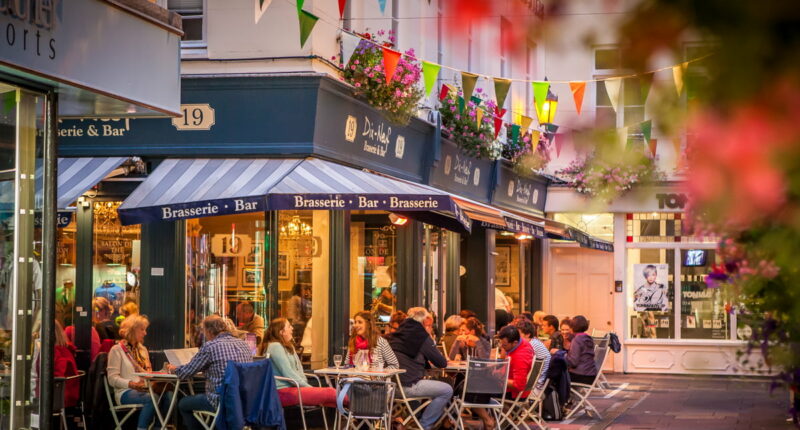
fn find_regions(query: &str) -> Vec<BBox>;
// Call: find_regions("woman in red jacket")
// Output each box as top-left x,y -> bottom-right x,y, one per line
54,320 -> 80,407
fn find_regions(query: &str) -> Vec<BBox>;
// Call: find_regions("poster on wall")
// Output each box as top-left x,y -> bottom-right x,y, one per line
496,247 -> 510,286
632,263 -> 670,312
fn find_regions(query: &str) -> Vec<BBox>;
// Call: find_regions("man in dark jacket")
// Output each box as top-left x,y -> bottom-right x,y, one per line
388,307 -> 452,430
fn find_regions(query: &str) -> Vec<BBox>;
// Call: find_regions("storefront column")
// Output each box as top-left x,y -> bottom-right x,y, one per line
529,238 -> 545,312
396,220 -> 424,311
444,231 -> 461,318
461,225 -> 496,332
328,211 -> 350,360
74,200 -> 94,370
140,221 -> 186,351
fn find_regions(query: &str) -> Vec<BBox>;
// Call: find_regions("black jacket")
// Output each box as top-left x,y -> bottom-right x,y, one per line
388,319 -> 447,386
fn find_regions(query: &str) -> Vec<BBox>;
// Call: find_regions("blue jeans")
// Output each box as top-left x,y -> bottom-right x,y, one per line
178,394 -> 215,430
402,379 -> 454,430
120,389 -> 173,430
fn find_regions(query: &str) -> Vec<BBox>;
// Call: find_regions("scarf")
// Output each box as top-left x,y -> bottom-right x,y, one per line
350,335 -> 372,365
122,341 -> 150,372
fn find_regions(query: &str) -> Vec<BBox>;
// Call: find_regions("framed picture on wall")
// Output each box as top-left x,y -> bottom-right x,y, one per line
243,267 -> 263,286
496,247 -> 510,286
245,242 -> 263,265
277,254 -> 289,280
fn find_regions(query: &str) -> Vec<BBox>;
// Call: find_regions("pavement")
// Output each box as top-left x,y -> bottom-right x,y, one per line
542,373 -> 795,430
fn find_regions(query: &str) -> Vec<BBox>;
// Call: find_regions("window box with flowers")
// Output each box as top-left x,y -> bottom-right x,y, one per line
439,88 -> 499,160
555,148 -> 666,201
341,30 -> 424,126
503,127 -> 551,174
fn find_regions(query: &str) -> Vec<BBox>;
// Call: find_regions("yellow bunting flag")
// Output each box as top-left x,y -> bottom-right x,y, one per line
476,108 -> 483,124
569,81 -> 586,115
461,72 -> 479,99
529,130 -> 541,152
673,62 -> 687,96
604,78 -> 622,113
520,115 -> 534,130
494,78 -> 512,108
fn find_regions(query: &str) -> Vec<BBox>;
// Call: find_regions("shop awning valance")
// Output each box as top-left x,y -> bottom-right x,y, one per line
118,158 -> 471,232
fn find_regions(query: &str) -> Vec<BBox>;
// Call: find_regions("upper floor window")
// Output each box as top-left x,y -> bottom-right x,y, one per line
594,47 -> 643,130
169,0 -> 204,45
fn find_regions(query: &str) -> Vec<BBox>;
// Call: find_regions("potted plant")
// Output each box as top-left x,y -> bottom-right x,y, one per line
439,88 -> 499,159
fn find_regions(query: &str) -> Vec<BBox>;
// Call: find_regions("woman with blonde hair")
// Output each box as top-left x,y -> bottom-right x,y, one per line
93,296 -> 119,341
345,311 -> 398,369
107,315 -> 171,430
265,318 -> 337,408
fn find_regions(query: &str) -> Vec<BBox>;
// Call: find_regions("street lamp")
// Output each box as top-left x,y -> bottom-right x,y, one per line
539,88 -> 560,143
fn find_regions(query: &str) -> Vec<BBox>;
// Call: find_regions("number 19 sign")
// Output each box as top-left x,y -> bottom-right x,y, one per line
172,104 -> 215,131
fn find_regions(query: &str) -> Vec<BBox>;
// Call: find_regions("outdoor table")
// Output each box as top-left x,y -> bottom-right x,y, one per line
134,371 -> 182,429
445,361 -> 467,372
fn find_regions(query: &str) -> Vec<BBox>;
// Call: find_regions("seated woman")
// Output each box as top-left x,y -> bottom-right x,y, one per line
448,317 -> 491,360
564,315 -> 598,385
440,315 -> 463,355
345,311 -> 399,369
93,297 -> 120,341
266,318 -> 337,408
107,315 -> 172,430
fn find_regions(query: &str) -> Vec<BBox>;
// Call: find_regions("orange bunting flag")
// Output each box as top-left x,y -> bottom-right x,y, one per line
569,81 -> 586,115
382,47 -> 401,83
648,139 -> 658,157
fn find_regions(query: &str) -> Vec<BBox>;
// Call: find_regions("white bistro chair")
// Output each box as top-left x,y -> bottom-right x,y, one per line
336,378 -> 396,430
103,375 -> 144,430
451,358 -> 510,430
499,358 -> 549,430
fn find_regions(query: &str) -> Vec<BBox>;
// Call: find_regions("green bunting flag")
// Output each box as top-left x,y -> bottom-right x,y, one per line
532,81 -> 549,121
470,96 -> 481,107
422,61 -> 440,96
493,78 -> 511,108
641,119 -> 652,143
511,124 -> 520,145
640,72 -> 654,105
296,0 -> 304,13
461,71 -> 479,100
298,10 -> 318,48
458,96 -> 465,113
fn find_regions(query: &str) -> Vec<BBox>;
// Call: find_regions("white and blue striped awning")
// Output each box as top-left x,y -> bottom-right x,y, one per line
118,158 -> 471,231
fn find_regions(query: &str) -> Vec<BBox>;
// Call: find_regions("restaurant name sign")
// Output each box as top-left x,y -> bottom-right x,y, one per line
492,163 -> 547,214
428,139 -> 494,203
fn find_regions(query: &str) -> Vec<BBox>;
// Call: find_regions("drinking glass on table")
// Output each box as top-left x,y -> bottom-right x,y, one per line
333,354 -> 343,369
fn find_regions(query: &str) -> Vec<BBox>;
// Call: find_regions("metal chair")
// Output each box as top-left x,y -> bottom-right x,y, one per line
275,373 -> 330,430
392,381 -> 433,430
103,374 -> 143,430
193,404 -> 221,430
53,370 -> 86,430
565,372 -> 603,420
592,336 -> 611,393
499,358 -> 548,430
336,378 -> 396,430
451,358 -> 510,430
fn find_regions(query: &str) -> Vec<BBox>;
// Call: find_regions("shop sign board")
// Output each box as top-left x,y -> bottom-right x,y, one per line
568,227 -> 614,252
503,217 -> 546,238
428,139 -> 494,203
491,163 -> 547,215
0,0 -> 181,116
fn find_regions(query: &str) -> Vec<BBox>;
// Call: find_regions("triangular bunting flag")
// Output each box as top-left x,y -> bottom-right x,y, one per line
476,108 -> 483,124
298,10 -> 318,48
640,72 -> 654,105
493,107 -> 506,139
648,139 -> 658,157
255,0 -> 272,24
530,130 -> 541,152
555,134 -> 564,158
377,0 -> 387,13
461,72 -> 479,100
604,78 -> 622,113
422,61 -> 440,96
338,0 -> 347,19
439,83 -> 451,101
618,126 -> 629,149
511,124 -> 520,145
494,78 -> 512,108
458,96 -> 465,113
296,0 -> 304,13
520,115 -> 533,130
569,81 -> 586,115
341,31 -> 360,66
673,63 -> 686,96
382,47 -> 401,83
641,119 -> 652,143
470,96 -> 481,107
672,137 -> 683,168
532,81 -> 549,121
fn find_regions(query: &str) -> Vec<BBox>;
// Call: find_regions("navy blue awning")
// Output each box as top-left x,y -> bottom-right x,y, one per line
118,158 -> 471,231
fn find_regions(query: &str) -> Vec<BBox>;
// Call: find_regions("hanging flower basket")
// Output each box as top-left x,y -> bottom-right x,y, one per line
438,88 -> 499,159
555,149 -> 666,200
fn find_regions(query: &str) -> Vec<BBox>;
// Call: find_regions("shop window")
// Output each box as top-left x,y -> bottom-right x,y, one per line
168,0 -> 204,44
92,201 -> 141,325
626,212 -> 717,243
56,216 -> 77,327
185,212 -> 267,353
349,211 -> 397,331
627,248 -> 675,339
276,211 -> 329,369
495,233 -> 524,316
680,249 -> 730,339
553,213 -> 614,242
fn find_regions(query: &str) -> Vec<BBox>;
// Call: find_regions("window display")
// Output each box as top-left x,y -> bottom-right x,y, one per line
627,248 -> 675,339
92,201 -> 141,318
349,211 -> 397,327
680,249 -> 729,340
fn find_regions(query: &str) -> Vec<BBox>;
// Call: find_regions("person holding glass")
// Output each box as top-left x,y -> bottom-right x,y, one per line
344,311 -> 399,370
266,318 -> 337,408
107,315 -> 172,430
448,317 -> 491,360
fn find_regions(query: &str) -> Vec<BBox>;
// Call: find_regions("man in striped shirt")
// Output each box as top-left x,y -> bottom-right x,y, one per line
168,315 -> 252,430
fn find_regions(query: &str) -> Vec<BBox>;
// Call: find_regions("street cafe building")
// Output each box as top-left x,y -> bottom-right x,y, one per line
57,75 -> 608,370
0,0 -> 182,427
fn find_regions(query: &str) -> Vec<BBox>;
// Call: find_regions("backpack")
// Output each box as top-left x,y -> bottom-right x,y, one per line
541,387 -> 563,421
609,332 -> 622,353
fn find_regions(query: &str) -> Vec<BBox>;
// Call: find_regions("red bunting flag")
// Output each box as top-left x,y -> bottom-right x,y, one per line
338,0 -> 347,19
493,106 -> 507,139
439,83 -> 451,101
648,138 -> 658,157
569,81 -> 586,115
382,47 -> 401,83
555,134 -> 564,158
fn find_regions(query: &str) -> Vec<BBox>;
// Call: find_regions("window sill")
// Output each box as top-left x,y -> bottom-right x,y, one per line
623,338 -> 747,347
181,46 -> 209,60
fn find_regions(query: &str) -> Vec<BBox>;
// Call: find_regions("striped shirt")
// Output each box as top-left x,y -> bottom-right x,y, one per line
529,338 -> 551,388
176,332 -> 253,406
345,336 -> 399,369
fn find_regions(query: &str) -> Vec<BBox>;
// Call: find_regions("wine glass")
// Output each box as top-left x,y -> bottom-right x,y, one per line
333,354 -> 343,369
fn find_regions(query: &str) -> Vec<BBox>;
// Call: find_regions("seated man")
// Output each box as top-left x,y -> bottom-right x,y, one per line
388,307 -> 452,430
497,325 -> 535,399
168,315 -> 253,430
236,301 -> 265,345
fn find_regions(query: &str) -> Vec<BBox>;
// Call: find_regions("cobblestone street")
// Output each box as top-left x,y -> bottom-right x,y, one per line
549,373 -> 794,430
